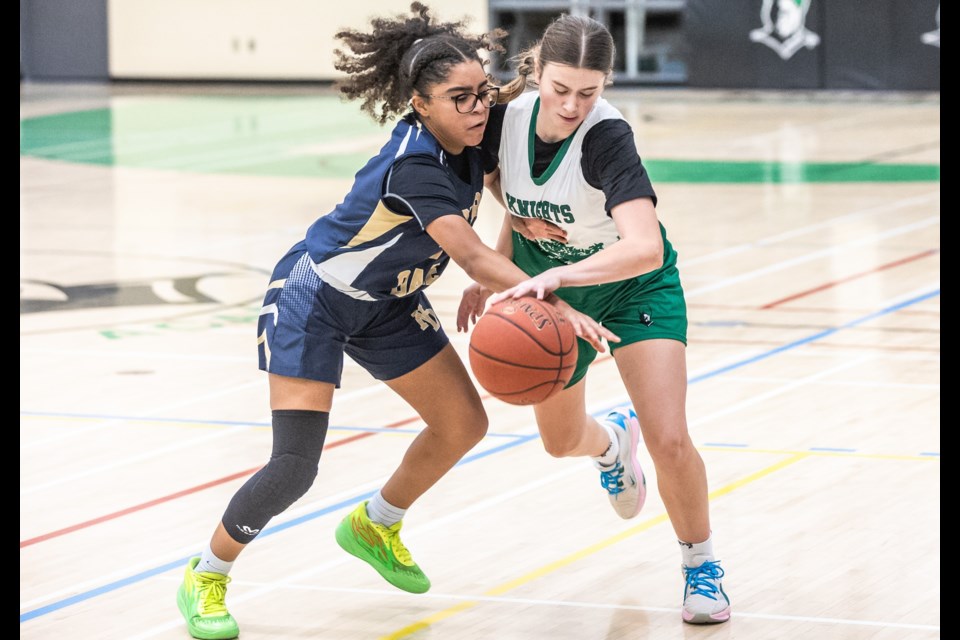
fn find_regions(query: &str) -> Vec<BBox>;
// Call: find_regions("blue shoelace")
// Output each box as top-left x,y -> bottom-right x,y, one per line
684,560 -> 725,600
599,461 -> 625,495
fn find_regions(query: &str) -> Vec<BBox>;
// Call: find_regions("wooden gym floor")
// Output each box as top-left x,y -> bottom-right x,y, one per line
20,82 -> 939,639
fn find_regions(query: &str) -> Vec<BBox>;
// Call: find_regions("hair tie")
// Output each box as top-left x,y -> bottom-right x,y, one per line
408,38 -> 428,77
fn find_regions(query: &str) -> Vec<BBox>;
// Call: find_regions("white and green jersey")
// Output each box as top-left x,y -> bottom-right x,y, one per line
498,91 -> 631,264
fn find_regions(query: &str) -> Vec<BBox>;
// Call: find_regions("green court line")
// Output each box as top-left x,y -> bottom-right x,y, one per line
21,99 -> 940,183
645,159 -> 940,183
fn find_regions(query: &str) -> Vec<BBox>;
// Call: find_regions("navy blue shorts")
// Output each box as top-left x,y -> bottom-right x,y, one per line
257,247 -> 449,385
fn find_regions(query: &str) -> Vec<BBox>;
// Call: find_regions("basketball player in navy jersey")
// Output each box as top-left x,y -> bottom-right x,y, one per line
459,14 -> 731,626
175,5 -> 616,639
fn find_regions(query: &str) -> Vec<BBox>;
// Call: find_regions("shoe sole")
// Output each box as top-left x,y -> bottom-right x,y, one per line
177,585 -> 239,640
614,414 -> 646,519
335,521 -> 431,594
682,606 -> 731,624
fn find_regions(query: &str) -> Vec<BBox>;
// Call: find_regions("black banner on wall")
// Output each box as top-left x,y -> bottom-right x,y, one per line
685,0 -> 940,90
686,0 -> 824,89
823,0 -> 940,90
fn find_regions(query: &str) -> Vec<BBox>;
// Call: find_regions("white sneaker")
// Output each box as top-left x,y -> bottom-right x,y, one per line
681,558 -> 731,624
595,409 -> 646,519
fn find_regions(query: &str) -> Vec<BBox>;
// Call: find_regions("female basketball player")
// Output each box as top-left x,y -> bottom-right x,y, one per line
175,6 -> 616,638
457,14 -> 731,625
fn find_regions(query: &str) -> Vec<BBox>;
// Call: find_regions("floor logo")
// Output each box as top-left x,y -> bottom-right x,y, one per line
750,0 -> 821,60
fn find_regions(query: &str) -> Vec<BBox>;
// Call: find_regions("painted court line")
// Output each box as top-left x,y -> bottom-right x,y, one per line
197,583 -> 939,632
18,433 -> 540,622
761,248 -> 939,308
123,462 -> 590,640
687,287 -> 939,385
19,378 -> 266,451
380,454 -> 811,639
20,287 -> 939,624
19,412 -> 469,548
680,191 -> 939,268
686,217 -> 939,298
690,354 -> 873,428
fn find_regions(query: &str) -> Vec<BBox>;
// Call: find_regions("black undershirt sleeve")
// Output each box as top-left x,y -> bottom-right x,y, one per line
581,119 -> 658,213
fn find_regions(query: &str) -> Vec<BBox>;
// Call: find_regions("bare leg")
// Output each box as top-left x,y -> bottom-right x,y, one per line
614,339 -> 710,543
379,344 -> 488,507
530,377 -> 610,458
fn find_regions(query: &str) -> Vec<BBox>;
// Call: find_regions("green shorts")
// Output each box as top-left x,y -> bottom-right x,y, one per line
512,230 -> 688,388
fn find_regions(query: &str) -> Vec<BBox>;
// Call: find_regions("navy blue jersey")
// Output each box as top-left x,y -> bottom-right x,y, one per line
302,114 -> 483,301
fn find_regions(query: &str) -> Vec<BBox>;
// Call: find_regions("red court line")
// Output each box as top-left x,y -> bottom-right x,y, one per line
20,351 -> 618,548
760,249 -> 939,309
20,414 -> 424,548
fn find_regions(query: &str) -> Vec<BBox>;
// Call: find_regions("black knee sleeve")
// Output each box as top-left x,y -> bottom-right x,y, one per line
222,409 -> 329,544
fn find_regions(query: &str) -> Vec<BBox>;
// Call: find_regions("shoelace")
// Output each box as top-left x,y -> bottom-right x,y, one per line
372,522 -> 414,566
196,573 -> 231,616
599,461 -> 626,495
683,560 -> 725,600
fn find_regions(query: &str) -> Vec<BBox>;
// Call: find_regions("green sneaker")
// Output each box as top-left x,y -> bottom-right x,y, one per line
335,502 -> 430,594
176,557 -> 240,640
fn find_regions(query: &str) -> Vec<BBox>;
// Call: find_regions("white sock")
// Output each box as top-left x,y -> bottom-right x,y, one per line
195,543 -> 234,576
679,534 -> 715,568
366,490 -> 406,527
592,421 -> 620,468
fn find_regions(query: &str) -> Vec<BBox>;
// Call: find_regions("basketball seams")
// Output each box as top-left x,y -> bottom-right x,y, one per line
467,344 -> 572,371
488,302 -> 576,357
468,296 -> 578,405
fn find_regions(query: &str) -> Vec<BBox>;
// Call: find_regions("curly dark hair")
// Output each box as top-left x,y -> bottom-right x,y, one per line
334,3 -> 506,124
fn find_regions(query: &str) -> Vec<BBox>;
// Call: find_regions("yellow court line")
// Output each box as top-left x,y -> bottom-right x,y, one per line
699,446 -> 938,462
380,453 -> 809,639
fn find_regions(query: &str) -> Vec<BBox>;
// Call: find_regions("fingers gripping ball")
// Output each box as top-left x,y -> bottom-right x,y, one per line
468,297 -> 578,405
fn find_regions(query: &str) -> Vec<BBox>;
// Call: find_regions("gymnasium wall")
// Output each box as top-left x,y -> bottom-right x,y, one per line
20,1 -> 940,90
20,0 -> 490,81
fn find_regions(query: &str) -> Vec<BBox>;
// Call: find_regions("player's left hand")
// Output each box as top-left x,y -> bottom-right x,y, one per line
548,297 -> 620,352
456,282 -> 492,332
512,216 -> 568,244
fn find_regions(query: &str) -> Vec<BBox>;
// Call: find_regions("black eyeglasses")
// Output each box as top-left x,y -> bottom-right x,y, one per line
422,87 -> 500,113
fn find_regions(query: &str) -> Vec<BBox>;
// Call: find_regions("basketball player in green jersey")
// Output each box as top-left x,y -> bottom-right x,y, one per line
458,14 -> 731,625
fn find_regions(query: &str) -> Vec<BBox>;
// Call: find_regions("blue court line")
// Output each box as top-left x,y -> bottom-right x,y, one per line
19,288 -> 940,624
920,452 -> 940,457
17,411 -> 524,439
684,288 -> 940,387
19,433 -> 540,623
809,447 -> 858,453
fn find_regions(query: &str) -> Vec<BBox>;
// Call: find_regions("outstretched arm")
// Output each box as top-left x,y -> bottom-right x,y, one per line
428,214 -> 618,350
489,197 -> 662,302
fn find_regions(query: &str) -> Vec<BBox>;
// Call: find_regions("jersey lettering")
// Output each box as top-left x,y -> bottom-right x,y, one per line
505,191 -> 576,224
410,304 -> 441,331
391,262 -> 443,297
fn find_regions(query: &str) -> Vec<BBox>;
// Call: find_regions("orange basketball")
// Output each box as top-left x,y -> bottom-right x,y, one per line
468,297 -> 578,405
